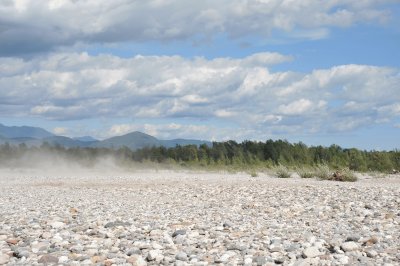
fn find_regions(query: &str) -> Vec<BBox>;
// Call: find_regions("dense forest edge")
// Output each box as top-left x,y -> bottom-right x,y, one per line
1,140 -> 399,176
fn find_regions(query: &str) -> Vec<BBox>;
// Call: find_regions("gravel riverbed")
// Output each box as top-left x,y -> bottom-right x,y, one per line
0,169 -> 399,265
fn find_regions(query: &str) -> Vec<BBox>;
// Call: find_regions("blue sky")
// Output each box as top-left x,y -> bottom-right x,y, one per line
0,0 -> 399,150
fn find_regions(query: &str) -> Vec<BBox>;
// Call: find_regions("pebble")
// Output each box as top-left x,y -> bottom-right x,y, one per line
0,171 -> 399,265
366,249 -> 378,258
172,229 -> 186,237
38,254 -> 59,264
0,254 -> 10,265
127,255 -> 147,266
50,221 -> 65,229
341,241 -> 359,252
175,251 -> 188,261
302,246 -> 321,258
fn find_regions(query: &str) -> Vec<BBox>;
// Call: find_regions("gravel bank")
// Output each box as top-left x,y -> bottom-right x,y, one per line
0,169 -> 399,265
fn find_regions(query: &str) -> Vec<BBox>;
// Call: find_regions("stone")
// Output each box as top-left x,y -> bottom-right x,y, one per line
223,221 -> 233,228
59,256 -> 69,263
6,238 -> 18,245
175,251 -> 188,261
172,229 -> 186,238
127,255 -> 147,266
147,250 -> 160,261
41,232 -> 52,239
253,256 -> 267,266
366,249 -> 378,258
364,236 -> 379,246
38,254 -> 59,264
104,259 -> 114,266
214,253 -> 230,263
50,221 -> 65,229
341,241 -> 359,252
13,248 -> 30,258
338,255 -> 349,264
126,248 -> 141,256
346,235 -> 361,242
302,247 -> 321,258
0,254 -> 10,265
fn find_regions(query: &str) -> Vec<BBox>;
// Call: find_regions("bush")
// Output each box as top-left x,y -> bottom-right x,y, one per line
249,170 -> 258,177
297,167 -> 314,178
275,165 -> 291,178
315,164 -> 332,180
332,168 -> 358,182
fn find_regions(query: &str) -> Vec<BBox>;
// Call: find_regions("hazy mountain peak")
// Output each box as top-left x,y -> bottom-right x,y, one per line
73,136 -> 98,142
0,123 -> 54,139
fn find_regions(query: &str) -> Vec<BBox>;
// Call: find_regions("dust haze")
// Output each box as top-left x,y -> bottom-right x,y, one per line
0,149 -> 139,178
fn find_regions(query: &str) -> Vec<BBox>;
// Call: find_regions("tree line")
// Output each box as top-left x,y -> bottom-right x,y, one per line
0,140 -> 399,172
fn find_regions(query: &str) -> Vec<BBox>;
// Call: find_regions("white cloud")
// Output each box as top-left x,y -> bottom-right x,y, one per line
1,52 -> 399,138
278,99 -> 327,116
0,0 -> 395,55
53,127 -> 68,135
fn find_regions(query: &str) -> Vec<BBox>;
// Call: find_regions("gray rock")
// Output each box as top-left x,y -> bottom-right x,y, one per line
104,221 -> 131,228
13,248 -> 30,258
172,230 -> 186,238
175,251 -> 188,261
253,256 -> 267,266
223,221 -> 233,228
38,254 -> 59,264
346,234 -> 361,242
126,248 -> 141,256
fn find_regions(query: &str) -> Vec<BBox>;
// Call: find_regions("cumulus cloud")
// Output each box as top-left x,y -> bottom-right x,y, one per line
0,52 -> 399,138
53,127 -> 68,135
0,0 -> 395,56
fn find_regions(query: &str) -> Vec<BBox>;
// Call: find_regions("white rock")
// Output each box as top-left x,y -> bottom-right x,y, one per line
302,247 -> 321,258
338,255 -> 349,264
128,255 -> 147,266
147,250 -> 160,261
244,257 -> 253,265
58,256 -> 69,263
341,241 -> 359,252
152,242 -> 163,250
366,249 -> 378,258
0,254 -> 10,265
50,221 -> 65,229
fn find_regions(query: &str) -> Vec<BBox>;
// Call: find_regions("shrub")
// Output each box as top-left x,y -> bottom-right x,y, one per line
249,170 -> 258,177
275,165 -> 291,178
332,168 -> 358,182
315,164 -> 331,180
297,167 -> 314,178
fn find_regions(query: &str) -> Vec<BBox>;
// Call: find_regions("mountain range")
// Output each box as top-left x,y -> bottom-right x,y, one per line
0,123 -> 211,150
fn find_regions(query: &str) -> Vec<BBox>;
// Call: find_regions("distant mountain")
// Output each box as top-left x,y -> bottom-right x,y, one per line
73,136 -> 98,142
0,123 -> 54,139
0,124 -> 211,150
94,131 -> 160,150
160,139 -> 212,148
94,132 -> 212,150
43,136 -> 96,148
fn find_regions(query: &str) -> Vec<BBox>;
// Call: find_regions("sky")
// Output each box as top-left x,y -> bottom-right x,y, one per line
0,0 -> 399,150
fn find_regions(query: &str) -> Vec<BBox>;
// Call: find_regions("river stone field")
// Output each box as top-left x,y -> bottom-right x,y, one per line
0,169 -> 399,265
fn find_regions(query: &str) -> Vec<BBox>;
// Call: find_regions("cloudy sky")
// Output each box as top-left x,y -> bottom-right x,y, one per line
1,0 -> 399,150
